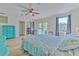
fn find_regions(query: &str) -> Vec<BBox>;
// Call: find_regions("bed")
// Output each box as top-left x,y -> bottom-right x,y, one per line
21,34 -> 79,56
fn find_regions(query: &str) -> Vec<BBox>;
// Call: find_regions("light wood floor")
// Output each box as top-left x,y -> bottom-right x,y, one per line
7,36 -> 31,56
9,48 -> 31,56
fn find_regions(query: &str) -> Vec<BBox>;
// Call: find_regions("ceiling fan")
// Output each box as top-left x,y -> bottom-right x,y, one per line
17,4 -> 40,16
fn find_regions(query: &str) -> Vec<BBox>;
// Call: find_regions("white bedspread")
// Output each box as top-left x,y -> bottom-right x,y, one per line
22,35 -> 79,56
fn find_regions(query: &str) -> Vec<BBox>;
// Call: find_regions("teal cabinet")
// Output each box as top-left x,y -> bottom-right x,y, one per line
2,25 -> 16,39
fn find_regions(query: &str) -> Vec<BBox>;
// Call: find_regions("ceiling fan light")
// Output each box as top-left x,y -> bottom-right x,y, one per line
29,13 -> 33,16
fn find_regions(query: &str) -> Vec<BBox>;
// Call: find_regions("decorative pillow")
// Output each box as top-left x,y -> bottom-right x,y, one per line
58,36 -> 79,50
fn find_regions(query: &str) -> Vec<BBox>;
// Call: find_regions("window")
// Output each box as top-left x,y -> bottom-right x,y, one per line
56,15 -> 71,36
37,22 -> 48,35
37,23 -> 43,34
19,21 -> 25,36
58,16 -> 68,35
0,16 -> 8,23
43,23 -> 48,34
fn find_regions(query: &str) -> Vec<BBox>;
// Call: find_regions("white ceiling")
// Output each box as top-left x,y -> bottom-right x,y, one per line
0,3 -> 79,19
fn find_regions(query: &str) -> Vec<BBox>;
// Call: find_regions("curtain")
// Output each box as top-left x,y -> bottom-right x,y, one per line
56,17 -> 59,36
66,15 -> 71,34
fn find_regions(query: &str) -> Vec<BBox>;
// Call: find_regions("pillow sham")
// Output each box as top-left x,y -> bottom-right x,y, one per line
58,36 -> 79,50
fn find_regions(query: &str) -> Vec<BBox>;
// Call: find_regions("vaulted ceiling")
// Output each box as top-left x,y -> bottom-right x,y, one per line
0,3 -> 79,19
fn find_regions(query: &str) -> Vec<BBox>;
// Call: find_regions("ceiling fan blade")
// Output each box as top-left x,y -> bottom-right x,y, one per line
33,9 -> 38,11
33,12 -> 40,14
25,12 -> 32,15
25,13 -> 29,15
21,10 -> 28,12
17,4 -> 28,9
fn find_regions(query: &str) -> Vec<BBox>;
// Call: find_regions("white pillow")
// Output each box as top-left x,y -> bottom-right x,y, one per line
58,36 -> 79,50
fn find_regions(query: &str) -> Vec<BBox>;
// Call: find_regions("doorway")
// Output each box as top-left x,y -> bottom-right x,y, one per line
19,21 -> 25,36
